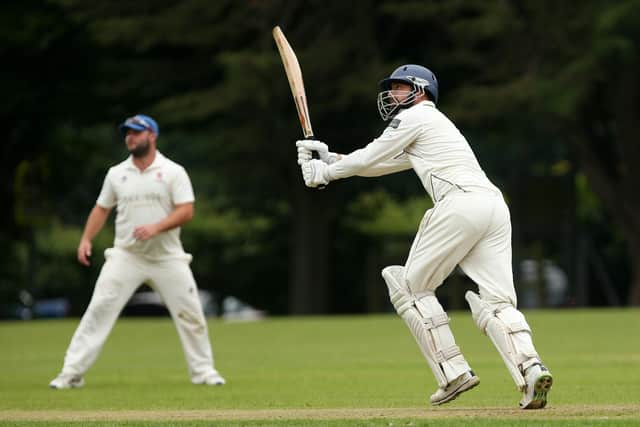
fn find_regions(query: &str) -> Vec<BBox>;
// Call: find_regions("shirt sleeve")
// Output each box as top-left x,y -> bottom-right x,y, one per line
172,167 -> 195,205
356,152 -> 413,177
96,169 -> 117,208
327,115 -> 421,181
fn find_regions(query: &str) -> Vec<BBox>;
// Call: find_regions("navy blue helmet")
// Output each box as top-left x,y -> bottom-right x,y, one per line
377,64 -> 439,121
379,64 -> 439,103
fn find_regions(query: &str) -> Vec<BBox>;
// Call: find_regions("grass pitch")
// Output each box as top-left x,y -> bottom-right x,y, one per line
0,309 -> 638,426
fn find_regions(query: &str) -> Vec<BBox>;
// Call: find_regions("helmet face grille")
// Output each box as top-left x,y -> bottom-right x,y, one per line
377,86 -> 425,121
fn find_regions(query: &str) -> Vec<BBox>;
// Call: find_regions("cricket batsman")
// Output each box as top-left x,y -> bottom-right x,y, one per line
296,65 -> 553,409
50,114 -> 225,388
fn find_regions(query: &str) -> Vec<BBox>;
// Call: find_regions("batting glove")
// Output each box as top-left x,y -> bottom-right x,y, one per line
296,140 -> 338,165
301,159 -> 331,188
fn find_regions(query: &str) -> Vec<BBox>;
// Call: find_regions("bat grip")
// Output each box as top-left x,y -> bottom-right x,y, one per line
306,135 -> 325,189
314,152 -> 325,190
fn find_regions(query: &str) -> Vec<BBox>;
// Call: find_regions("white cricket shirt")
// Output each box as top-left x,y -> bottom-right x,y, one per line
327,101 -> 499,202
97,151 -> 195,260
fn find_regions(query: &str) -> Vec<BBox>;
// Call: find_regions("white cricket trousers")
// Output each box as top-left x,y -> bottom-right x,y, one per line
405,187 -> 517,305
60,247 -> 218,382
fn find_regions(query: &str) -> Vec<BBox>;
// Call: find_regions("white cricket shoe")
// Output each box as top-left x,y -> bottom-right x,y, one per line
430,370 -> 480,405
519,364 -> 553,409
193,370 -> 226,386
49,373 -> 85,389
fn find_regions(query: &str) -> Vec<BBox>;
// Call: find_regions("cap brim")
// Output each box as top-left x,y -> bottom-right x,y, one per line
379,77 -> 413,91
119,123 -> 147,134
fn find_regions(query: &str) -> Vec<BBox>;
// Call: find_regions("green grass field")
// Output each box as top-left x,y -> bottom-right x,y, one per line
1,309 -> 638,426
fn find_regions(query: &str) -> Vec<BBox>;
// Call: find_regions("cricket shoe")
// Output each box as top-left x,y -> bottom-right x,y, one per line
519,364 -> 553,409
430,370 -> 480,405
49,373 -> 85,389
193,370 -> 226,386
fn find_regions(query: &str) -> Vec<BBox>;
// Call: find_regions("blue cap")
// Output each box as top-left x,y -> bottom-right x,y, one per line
119,114 -> 159,136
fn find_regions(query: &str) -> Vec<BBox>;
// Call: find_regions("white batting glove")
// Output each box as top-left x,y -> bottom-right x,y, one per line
301,159 -> 331,188
296,140 -> 339,165
297,144 -> 313,165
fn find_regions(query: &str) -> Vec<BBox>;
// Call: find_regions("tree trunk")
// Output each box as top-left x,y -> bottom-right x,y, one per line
289,182 -> 330,314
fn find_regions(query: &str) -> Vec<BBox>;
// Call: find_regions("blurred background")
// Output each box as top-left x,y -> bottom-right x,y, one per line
2,0 -> 639,319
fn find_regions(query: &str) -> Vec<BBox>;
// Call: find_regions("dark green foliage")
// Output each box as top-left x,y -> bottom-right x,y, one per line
2,1 -> 639,313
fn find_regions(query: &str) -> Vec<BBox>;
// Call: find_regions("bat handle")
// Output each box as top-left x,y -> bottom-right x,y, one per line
306,135 -> 320,159
306,135 -> 325,190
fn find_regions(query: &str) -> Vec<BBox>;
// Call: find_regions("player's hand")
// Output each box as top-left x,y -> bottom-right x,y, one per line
133,224 -> 160,241
301,159 -> 330,188
296,142 -> 313,165
77,238 -> 92,266
296,140 -> 338,164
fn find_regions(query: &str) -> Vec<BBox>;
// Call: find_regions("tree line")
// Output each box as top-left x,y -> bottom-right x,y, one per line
2,0 -> 639,316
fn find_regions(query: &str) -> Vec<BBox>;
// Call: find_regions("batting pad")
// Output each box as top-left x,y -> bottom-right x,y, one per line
383,266 -> 471,388
465,291 -> 540,390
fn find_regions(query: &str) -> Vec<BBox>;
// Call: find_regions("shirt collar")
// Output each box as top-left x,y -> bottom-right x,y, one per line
125,151 -> 166,171
147,151 -> 165,170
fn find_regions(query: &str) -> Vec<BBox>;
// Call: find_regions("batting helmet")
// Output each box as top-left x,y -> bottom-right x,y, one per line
379,64 -> 439,103
377,64 -> 439,121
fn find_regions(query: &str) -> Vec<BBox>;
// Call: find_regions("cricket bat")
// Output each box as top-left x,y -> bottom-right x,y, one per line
272,26 -> 319,159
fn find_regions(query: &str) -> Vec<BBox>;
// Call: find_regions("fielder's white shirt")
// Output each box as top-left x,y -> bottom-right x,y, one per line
97,151 -> 194,260
327,101 -> 499,202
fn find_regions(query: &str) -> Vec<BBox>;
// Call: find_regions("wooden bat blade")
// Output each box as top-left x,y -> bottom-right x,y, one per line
272,26 -> 314,138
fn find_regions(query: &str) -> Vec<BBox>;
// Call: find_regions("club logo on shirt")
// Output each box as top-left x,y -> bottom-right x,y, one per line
156,172 -> 163,181
389,118 -> 401,129
121,193 -> 163,203
121,175 -> 127,182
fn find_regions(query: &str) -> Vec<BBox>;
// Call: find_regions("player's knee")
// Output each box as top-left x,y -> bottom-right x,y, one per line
88,288 -> 117,308
176,310 -> 207,334
381,265 -> 405,286
465,291 -> 501,331
465,291 -> 532,336
481,290 -> 517,308
382,265 -> 410,314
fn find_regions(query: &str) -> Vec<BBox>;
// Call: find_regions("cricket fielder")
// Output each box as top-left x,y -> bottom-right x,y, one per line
50,115 -> 225,388
296,65 -> 553,409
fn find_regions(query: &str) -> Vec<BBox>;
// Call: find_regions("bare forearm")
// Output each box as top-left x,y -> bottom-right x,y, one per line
155,203 -> 194,233
81,205 -> 111,242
